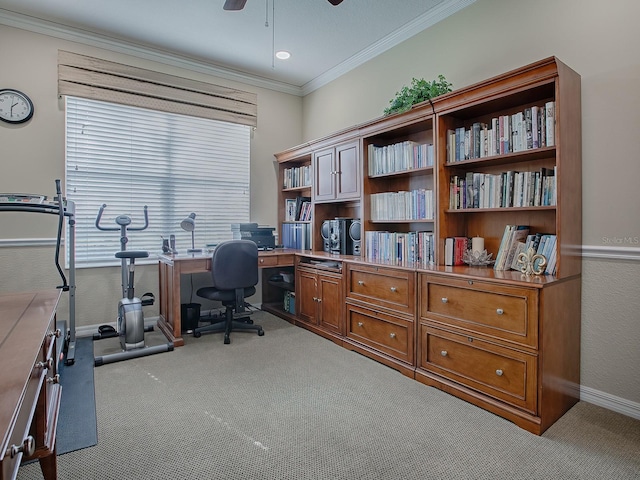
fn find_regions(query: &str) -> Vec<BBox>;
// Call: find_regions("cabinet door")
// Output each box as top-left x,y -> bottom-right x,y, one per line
317,273 -> 343,334
313,148 -> 335,202
296,268 -> 318,325
335,141 -> 360,200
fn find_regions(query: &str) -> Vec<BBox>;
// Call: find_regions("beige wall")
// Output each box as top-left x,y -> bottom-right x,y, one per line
301,0 -> 640,408
0,25 -> 303,322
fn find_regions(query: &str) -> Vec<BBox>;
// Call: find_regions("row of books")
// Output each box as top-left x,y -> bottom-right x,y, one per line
281,222 -> 311,250
370,189 -> 434,221
494,226 -> 557,275
443,236 -> 469,266
446,101 -> 555,162
368,141 -> 434,176
365,230 -> 434,267
285,196 -> 312,221
283,164 -> 311,189
449,167 -> 556,210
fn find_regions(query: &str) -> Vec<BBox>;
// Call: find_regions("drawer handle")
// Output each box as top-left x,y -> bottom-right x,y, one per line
358,280 -> 365,286
440,350 -> 448,357
496,369 -> 504,376
357,322 -> 364,327
389,333 -> 396,339
47,374 -> 60,384
441,297 -> 448,304
10,436 -> 35,459
48,328 -> 62,338
390,287 -> 397,292
496,308 -> 504,315
37,358 -> 53,370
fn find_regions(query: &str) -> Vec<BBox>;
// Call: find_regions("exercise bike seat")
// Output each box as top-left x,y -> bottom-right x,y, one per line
115,250 -> 149,259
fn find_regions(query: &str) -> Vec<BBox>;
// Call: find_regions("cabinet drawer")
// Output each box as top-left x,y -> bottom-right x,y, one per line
347,264 -> 415,315
346,304 -> 413,364
258,256 -> 278,267
420,325 -> 537,414
420,274 -> 538,349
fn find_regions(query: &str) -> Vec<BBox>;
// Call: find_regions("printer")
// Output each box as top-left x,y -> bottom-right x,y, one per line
231,223 -> 276,249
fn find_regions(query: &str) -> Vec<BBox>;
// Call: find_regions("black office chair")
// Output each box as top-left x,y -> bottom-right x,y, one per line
193,240 -> 264,344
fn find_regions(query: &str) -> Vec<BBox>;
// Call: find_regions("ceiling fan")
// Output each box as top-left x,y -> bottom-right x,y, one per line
223,0 -> 343,10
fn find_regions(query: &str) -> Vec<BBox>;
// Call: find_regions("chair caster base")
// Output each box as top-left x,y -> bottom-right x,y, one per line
224,335 -> 230,344
194,331 -> 202,338
258,329 -> 264,336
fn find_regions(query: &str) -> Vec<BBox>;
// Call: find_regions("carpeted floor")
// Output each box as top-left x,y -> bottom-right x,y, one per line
18,311 -> 640,480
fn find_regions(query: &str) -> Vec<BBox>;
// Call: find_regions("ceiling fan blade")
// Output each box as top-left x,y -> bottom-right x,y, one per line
328,0 -> 344,5
223,0 -> 247,11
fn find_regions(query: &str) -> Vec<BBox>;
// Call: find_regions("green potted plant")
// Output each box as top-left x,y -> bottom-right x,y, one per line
384,75 -> 453,116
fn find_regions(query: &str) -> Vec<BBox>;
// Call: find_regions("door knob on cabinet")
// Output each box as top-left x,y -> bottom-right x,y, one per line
441,297 -> 448,303
495,369 -> 504,376
358,280 -> 365,286
10,436 -> 35,458
496,308 -> 504,315
357,322 -> 364,327
390,287 -> 397,292
389,332 -> 396,338
440,350 -> 448,357
47,374 -> 60,384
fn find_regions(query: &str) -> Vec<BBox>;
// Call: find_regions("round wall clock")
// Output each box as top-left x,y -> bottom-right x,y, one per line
0,89 -> 34,124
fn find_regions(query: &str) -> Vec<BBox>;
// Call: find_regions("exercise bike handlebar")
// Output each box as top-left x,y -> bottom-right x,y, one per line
95,204 -> 149,231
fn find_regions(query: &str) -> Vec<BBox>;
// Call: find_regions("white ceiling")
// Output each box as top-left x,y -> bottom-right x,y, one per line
0,0 -> 474,95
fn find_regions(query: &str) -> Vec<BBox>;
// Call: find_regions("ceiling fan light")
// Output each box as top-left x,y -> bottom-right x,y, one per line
275,51 -> 291,60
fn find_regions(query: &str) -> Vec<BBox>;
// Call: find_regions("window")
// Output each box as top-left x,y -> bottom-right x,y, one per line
65,96 -> 251,267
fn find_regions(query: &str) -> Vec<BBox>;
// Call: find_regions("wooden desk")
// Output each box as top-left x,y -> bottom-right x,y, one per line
157,249 -> 295,346
1,291 -> 62,480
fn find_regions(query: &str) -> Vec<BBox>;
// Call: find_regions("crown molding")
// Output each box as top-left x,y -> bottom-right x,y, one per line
2,1 -> 476,98
0,9 -> 303,96
301,0 -> 477,95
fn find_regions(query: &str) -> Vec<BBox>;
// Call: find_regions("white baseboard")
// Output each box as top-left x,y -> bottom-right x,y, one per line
580,385 -> 640,420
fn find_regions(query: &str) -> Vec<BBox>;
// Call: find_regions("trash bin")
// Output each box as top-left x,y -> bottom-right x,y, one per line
181,303 -> 201,332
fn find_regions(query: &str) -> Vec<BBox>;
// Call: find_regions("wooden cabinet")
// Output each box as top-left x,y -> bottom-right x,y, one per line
273,57 -> 581,435
313,140 -> 361,203
275,150 -> 313,250
361,109 -> 436,264
259,253 -> 296,322
434,57 -> 581,278
344,263 -> 416,376
1,291 -> 62,480
295,257 -> 344,342
416,271 -> 581,434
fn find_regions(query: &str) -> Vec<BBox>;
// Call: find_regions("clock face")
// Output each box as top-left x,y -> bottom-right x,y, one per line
0,89 -> 34,124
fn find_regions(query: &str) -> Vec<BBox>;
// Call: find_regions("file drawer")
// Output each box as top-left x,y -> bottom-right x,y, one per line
346,263 -> 415,316
420,274 -> 538,349
346,303 -> 414,364
421,325 -> 537,414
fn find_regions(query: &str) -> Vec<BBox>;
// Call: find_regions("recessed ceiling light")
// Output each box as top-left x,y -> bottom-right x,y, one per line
275,50 -> 291,60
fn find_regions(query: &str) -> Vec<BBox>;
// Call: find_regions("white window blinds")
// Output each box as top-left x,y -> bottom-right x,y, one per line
65,96 -> 250,267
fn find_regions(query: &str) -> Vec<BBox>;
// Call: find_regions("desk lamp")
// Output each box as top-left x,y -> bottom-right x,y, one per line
180,213 -> 202,253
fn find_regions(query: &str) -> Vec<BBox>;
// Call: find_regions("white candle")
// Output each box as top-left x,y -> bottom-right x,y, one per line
472,236 -> 484,254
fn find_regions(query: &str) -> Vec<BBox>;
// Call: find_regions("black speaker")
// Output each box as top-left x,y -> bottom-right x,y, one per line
321,220 -> 331,253
349,219 -> 361,256
327,218 -> 360,255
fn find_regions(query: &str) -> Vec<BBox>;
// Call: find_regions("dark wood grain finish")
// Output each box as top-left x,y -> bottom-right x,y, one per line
0,291 -> 61,480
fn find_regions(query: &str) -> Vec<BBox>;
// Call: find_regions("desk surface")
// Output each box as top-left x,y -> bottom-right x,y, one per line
1,290 -> 61,480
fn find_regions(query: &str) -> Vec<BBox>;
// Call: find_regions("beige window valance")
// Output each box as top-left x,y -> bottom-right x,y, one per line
58,50 -> 257,127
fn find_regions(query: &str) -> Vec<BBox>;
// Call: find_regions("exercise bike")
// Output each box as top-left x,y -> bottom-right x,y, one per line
94,204 -> 173,366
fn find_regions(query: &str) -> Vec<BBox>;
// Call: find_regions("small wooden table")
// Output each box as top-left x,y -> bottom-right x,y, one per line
0,290 -> 62,480
157,249 -> 296,346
